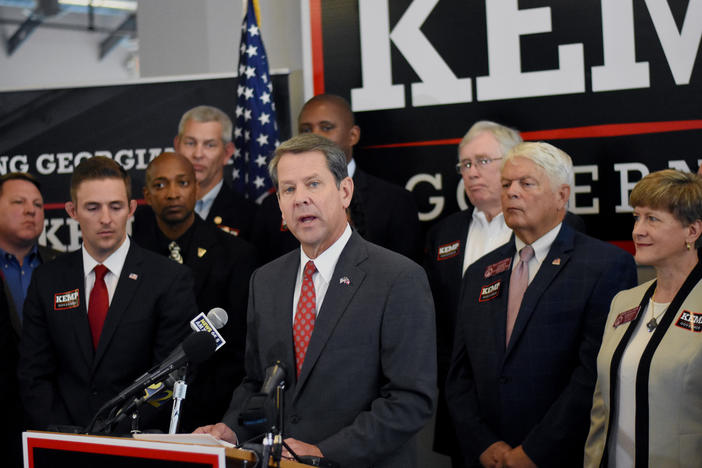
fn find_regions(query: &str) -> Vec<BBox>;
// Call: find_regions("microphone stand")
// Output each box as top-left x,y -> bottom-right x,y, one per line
168,366 -> 189,433
270,382 -> 285,464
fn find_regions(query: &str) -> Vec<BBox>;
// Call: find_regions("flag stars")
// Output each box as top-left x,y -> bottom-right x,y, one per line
255,155 -> 267,167
245,45 -> 258,57
245,66 -> 256,79
234,127 -> 243,138
235,106 -> 243,117
258,112 -> 270,125
237,85 -> 245,96
243,109 -> 252,121
243,87 -> 254,100
248,24 -> 259,36
253,176 -> 265,188
256,134 -> 269,146
260,92 -> 271,104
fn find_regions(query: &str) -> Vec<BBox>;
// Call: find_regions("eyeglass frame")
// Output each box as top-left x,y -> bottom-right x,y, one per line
455,157 -> 503,174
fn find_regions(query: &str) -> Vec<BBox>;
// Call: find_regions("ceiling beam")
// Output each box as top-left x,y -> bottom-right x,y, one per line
98,12 -> 135,60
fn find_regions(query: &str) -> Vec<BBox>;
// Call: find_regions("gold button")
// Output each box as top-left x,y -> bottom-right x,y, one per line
214,216 -> 222,224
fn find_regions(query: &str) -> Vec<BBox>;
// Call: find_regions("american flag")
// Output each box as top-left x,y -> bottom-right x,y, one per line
232,0 -> 279,202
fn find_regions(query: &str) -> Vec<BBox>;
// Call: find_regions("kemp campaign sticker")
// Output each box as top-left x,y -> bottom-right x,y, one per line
484,258 -> 511,278
613,306 -> 640,328
479,280 -> 502,302
54,289 -> 80,310
675,310 -> 702,332
437,241 -> 460,261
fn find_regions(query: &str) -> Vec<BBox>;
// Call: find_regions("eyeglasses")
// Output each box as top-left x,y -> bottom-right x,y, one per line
455,157 -> 502,173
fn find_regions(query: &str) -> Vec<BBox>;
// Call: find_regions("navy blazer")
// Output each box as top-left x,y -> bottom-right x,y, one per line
445,223 -> 636,467
18,242 -> 197,430
224,232 -> 437,468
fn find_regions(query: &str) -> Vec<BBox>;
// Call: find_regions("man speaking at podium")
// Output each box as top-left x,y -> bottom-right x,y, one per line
195,134 -> 437,468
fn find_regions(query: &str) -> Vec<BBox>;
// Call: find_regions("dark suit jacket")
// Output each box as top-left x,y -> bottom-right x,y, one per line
224,232 -> 437,468
445,223 -> 636,468
252,168 -> 422,263
424,209 -> 586,457
207,181 -> 257,240
0,276 -> 21,466
17,241 -> 197,430
133,216 -> 258,431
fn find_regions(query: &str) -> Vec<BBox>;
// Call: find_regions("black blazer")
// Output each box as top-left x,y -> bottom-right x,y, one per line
18,241 -> 197,430
252,168 -> 422,263
445,224 -> 636,467
133,216 -> 259,431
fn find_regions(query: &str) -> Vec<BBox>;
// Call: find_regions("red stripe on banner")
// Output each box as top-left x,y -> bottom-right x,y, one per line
310,0 -> 325,95
363,120 -> 702,149
25,438 -> 220,466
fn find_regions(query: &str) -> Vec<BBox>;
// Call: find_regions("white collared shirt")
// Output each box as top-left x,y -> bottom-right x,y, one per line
347,158 -> 357,178
463,210 -> 512,274
195,179 -> 223,220
513,222 -> 563,284
292,224 -> 352,323
82,236 -> 130,310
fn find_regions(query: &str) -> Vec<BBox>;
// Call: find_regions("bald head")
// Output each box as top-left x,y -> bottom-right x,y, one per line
298,94 -> 359,162
145,152 -> 195,185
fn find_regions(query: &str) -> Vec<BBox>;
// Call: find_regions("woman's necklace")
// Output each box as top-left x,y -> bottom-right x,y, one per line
646,297 -> 670,332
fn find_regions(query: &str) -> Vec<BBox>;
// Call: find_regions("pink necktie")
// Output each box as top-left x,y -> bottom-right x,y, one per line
506,245 -> 534,346
88,264 -> 109,350
293,261 -> 317,377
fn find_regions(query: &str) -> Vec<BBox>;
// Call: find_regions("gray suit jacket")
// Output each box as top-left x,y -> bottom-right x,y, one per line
223,231 -> 437,468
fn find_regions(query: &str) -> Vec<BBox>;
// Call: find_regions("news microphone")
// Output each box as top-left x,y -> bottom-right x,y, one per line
260,360 -> 287,396
190,308 -> 228,350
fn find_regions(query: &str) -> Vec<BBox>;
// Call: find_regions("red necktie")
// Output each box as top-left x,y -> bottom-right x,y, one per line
88,264 -> 109,350
506,245 -> 534,346
293,261 -> 317,377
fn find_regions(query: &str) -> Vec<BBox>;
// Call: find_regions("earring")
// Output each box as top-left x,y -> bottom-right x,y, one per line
686,242 -> 692,251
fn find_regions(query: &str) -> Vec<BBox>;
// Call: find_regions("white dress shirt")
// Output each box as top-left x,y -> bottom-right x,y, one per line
82,236 -> 131,310
292,224 -> 353,323
462,209 -> 512,274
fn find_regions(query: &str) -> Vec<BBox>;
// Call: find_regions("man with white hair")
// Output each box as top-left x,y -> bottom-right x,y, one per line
445,142 -> 637,468
425,124 -> 583,467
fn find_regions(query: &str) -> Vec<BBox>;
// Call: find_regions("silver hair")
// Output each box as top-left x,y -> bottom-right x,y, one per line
177,105 -> 233,144
503,141 -> 574,189
458,120 -> 523,158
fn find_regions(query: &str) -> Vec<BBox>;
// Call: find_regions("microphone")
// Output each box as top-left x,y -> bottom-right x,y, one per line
207,307 -> 228,328
190,308 -> 228,350
89,331 -> 217,432
260,360 -> 287,396
238,361 -> 288,429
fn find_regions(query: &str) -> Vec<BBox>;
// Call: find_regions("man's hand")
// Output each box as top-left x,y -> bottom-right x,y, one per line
479,441 -> 512,468
282,438 -> 323,459
193,422 -> 238,445
502,445 -> 537,468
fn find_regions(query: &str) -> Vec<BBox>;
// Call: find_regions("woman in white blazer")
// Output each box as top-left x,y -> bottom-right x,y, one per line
585,169 -> 702,468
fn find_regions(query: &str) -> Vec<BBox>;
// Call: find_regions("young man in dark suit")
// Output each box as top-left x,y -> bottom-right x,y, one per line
18,156 -> 197,432
253,94 -> 422,263
134,152 -> 258,432
445,142 -> 637,468
196,134 -> 437,468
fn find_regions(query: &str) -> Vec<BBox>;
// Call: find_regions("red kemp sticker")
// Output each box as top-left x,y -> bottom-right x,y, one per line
675,310 -> 702,332
484,258 -> 511,278
54,289 -> 80,310
612,306 -> 640,328
437,241 -> 461,261
479,280 -> 502,302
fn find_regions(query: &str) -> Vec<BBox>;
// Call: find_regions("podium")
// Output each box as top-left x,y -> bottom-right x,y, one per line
23,431 -> 308,468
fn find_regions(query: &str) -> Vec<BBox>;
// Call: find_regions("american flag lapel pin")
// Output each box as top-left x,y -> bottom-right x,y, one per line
552,258 -> 561,266
129,273 -> 138,280
339,276 -> 351,285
